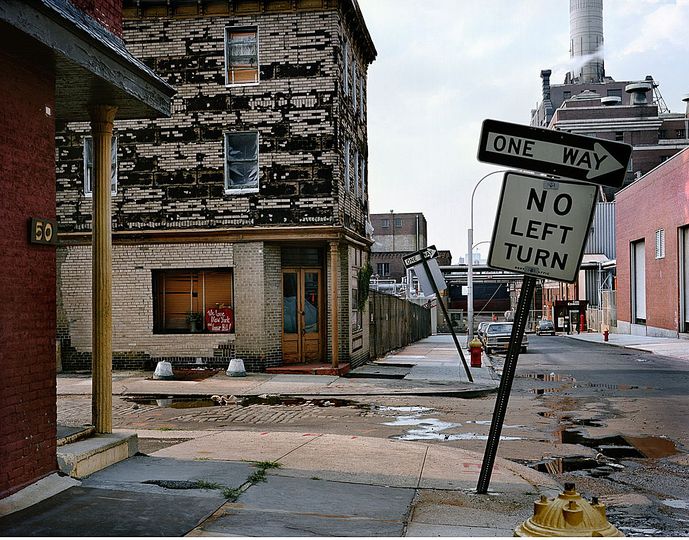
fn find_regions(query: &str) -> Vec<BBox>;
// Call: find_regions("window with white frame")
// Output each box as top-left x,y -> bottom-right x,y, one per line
224,132 -> 259,193
377,262 -> 390,276
225,27 -> 258,85
83,136 -> 117,196
655,228 -> 666,259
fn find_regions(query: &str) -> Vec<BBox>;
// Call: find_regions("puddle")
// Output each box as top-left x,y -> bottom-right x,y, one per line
466,420 -> 525,428
147,368 -> 220,381
663,499 -> 689,510
384,416 -> 522,442
529,456 -> 624,477
239,396 -> 362,408
124,395 -> 363,409
537,412 -> 605,427
558,429 -> 644,458
373,406 -> 433,414
521,372 -> 575,382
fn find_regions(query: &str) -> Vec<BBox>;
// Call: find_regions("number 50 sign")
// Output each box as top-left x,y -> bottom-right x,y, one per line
30,217 -> 58,245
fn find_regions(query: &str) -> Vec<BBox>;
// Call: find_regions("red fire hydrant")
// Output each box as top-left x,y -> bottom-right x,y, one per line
469,338 -> 483,368
603,329 -> 609,342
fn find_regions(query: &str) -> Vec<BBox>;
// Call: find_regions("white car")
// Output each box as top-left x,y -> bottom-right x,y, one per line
480,322 -> 528,354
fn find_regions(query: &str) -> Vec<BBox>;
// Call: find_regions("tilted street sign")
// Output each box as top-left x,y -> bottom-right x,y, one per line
488,172 -> 597,282
477,119 -> 632,188
402,245 -> 438,269
412,257 -> 447,296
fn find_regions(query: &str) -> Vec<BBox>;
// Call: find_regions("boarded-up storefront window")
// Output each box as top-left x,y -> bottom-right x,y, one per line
153,269 -> 233,333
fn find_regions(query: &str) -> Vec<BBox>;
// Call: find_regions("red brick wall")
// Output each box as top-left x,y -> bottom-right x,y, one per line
69,0 -> 123,36
0,27 -> 58,499
616,148 -> 689,332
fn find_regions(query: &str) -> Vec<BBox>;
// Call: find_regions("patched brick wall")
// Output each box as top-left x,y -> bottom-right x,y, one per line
56,5 -> 370,236
58,242 -> 238,369
233,242 -> 282,370
55,0 -> 375,369
0,29 -> 57,499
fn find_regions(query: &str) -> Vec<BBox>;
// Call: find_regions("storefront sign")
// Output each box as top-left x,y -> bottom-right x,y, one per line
205,307 -> 234,333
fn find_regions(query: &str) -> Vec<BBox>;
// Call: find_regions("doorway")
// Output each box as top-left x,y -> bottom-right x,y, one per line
282,268 -> 323,363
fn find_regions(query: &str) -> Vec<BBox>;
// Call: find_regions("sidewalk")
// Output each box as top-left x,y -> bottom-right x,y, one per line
0,336 -> 562,536
57,334 -> 499,400
566,331 -> 689,362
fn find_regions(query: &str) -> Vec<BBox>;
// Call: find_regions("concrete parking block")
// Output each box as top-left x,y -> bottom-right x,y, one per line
151,430 -> 321,462
275,434 -> 427,487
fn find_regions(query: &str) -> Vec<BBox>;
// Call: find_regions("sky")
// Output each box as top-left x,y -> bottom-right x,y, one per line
357,0 -> 689,263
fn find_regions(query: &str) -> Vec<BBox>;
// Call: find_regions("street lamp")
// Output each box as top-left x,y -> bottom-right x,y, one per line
468,169 -> 509,343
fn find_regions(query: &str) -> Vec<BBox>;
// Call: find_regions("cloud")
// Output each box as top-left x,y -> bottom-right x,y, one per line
619,1 -> 689,55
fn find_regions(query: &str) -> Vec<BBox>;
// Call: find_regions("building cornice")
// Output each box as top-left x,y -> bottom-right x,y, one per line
58,225 -> 373,249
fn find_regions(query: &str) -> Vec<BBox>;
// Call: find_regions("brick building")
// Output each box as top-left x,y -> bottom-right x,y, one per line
1,0 -> 172,500
56,0 -> 376,372
369,212 -> 450,284
616,146 -> 689,338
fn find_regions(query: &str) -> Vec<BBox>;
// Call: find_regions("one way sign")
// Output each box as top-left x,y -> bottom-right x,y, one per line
477,119 -> 632,188
402,245 -> 438,268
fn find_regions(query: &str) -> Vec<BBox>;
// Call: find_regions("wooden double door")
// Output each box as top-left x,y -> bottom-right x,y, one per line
282,268 -> 323,363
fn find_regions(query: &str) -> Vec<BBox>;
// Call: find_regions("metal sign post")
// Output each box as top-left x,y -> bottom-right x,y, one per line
476,275 -> 535,494
419,256 -> 473,383
403,246 -> 473,383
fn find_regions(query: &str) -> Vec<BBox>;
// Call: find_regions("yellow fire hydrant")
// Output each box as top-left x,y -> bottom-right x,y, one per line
515,482 -> 623,537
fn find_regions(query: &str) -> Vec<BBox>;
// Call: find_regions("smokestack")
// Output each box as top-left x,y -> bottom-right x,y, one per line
683,94 -> 689,117
541,69 -> 552,101
570,0 -> 604,83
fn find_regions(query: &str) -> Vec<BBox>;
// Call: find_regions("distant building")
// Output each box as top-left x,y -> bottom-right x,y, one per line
616,146 -> 689,338
369,212 -> 450,284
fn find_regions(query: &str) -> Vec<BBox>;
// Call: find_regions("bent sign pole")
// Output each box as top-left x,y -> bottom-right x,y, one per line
478,119 -> 632,188
477,275 -> 535,494
403,246 -> 473,383
419,256 -> 473,383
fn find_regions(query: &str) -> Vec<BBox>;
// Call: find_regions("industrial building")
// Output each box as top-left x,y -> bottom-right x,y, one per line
530,0 -> 689,331
55,0 -> 376,373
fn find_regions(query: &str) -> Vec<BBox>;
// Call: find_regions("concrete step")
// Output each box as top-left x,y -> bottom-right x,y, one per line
57,432 -> 138,479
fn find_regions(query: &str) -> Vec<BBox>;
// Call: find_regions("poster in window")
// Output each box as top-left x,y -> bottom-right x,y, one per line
205,307 -> 234,333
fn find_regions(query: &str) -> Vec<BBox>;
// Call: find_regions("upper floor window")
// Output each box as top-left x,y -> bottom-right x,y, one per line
655,229 -> 665,259
563,91 -> 571,100
83,136 -> 117,196
343,40 -> 350,95
395,218 -> 402,228
377,262 -> 390,276
224,132 -> 259,193
607,88 -> 622,98
354,149 -> 359,197
678,129 -> 686,139
225,27 -> 258,85
360,157 -> 366,199
344,139 -> 351,191
381,219 -> 389,228
352,62 -> 358,111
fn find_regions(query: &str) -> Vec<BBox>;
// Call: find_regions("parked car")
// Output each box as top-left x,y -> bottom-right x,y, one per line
480,322 -> 528,354
536,319 -> 555,336
476,322 -> 490,340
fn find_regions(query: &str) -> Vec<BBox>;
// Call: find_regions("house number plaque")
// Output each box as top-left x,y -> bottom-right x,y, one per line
29,217 -> 58,245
